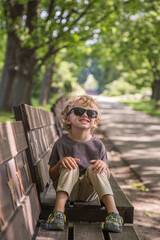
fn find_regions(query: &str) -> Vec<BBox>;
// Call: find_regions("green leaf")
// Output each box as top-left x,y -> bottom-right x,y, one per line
131,184 -> 149,192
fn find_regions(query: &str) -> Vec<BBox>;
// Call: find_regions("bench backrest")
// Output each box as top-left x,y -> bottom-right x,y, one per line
0,121 -> 40,239
13,104 -> 59,194
52,96 -> 67,137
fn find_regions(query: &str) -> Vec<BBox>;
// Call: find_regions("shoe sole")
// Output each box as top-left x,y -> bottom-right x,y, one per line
46,223 -> 64,231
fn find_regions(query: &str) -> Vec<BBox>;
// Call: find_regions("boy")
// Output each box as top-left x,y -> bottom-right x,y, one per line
46,95 -> 123,232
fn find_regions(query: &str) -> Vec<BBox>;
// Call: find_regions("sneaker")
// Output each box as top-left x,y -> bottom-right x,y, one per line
46,211 -> 66,231
103,212 -> 123,233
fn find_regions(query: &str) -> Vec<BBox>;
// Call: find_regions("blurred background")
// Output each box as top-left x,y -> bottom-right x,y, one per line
0,0 -> 160,120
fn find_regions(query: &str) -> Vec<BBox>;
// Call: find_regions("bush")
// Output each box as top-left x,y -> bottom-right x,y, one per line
103,78 -> 137,96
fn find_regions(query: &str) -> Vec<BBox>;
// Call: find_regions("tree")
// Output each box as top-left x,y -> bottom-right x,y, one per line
0,0 -> 119,110
99,0 -> 160,99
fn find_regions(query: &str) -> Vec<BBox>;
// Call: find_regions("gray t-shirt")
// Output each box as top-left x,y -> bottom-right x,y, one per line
48,134 -> 108,175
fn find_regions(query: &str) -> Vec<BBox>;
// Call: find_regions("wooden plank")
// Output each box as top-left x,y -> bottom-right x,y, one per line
0,122 -> 28,164
0,163 -> 15,227
14,104 -> 58,193
66,196 -> 133,223
109,174 -> 134,223
113,190 -> 133,224
35,223 -> 68,240
12,121 -> 28,153
73,198 -> 101,207
108,225 -> 140,240
74,223 -> 105,240
65,205 -> 106,222
40,182 -> 56,206
0,206 -> 31,240
34,150 -> 51,192
28,131 -> 39,165
0,123 -> 12,164
22,183 -> 41,237
0,184 -> 40,240
14,104 -> 55,130
24,104 -> 55,130
15,151 -> 32,194
8,158 -> 23,204
109,174 -> 122,191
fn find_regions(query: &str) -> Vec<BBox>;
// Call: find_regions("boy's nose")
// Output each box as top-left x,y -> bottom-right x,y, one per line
82,111 -> 88,117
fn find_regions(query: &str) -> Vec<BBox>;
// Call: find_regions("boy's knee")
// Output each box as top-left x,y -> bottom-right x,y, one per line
60,166 -> 79,175
86,165 -> 95,175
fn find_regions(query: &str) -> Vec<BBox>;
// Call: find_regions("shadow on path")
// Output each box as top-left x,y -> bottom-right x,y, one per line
96,96 -> 160,192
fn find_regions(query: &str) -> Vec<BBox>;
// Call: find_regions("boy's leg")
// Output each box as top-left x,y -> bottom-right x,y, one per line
54,167 -> 79,211
54,191 -> 68,212
85,165 -> 123,232
101,194 -> 118,213
46,167 -> 79,230
73,174 -> 98,201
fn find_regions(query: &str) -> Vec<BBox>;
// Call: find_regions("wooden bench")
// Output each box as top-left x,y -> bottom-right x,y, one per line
0,99 -> 140,240
0,121 -> 40,240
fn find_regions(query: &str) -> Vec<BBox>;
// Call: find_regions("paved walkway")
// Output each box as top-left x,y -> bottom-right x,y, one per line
96,95 -> 160,193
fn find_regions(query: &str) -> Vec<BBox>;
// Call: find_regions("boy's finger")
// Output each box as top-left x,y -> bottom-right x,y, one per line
74,158 -> 80,162
66,160 -> 73,169
69,159 -> 78,168
90,160 -> 96,163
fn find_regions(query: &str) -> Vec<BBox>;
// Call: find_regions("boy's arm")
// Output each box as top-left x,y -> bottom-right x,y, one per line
49,161 -> 62,182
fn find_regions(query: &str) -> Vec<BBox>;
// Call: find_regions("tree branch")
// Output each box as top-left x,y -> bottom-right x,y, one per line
34,44 -> 68,74
26,0 -> 39,33
46,0 -> 55,21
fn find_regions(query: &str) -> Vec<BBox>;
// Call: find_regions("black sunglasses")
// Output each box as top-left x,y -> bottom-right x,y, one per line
67,107 -> 98,118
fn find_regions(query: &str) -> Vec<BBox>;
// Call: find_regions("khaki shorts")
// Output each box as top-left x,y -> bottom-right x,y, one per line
53,165 -> 113,202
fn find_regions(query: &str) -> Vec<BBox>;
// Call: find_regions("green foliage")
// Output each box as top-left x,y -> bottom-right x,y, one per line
1,0 -> 160,107
0,111 -> 14,122
0,34 -> 7,80
131,184 -> 149,192
120,97 -> 160,119
31,92 -> 60,111
104,78 -> 137,96
83,74 -> 98,91
52,61 -> 77,93
63,80 -> 73,93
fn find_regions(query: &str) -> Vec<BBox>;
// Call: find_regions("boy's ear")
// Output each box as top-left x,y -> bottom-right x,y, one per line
66,116 -> 71,125
94,119 -> 98,126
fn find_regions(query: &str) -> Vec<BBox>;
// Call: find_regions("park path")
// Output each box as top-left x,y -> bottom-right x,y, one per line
96,95 -> 160,193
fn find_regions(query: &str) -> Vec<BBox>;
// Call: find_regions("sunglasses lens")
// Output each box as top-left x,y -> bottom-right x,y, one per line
74,108 -> 85,116
87,110 -> 97,118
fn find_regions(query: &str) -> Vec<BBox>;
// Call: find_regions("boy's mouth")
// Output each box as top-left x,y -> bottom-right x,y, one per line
79,118 -> 90,124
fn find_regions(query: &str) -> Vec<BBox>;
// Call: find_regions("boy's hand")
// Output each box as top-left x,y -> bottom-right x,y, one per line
90,160 -> 110,178
61,157 -> 80,170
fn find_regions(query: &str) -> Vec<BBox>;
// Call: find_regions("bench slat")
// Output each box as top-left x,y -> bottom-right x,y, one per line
35,223 -> 68,240
0,122 -> 27,164
13,104 -> 59,194
74,223 -> 105,240
108,225 -> 140,240
0,183 -> 40,240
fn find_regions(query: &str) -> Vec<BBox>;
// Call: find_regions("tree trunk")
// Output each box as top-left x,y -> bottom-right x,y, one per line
0,33 -> 19,111
12,48 -> 36,106
38,63 -> 55,105
151,79 -> 160,101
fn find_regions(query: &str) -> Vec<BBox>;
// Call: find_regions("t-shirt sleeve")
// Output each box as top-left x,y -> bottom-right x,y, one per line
100,142 -> 108,166
48,141 -> 59,166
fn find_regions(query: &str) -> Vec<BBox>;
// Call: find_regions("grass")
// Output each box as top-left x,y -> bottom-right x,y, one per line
0,93 -> 61,122
119,97 -> 160,119
0,111 -> 15,122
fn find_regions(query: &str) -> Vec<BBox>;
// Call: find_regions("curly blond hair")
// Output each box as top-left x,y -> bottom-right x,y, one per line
61,95 -> 100,133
